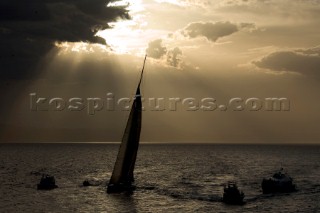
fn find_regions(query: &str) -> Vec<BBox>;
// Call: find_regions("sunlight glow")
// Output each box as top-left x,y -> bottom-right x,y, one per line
154,0 -> 209,8
154,0 -> 189,7
97,0 -> 168,55
107,0 -> 144,13
55,42 -> 109,55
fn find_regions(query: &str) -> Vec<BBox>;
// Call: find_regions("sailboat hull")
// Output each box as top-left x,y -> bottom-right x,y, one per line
107,183 -> 136,194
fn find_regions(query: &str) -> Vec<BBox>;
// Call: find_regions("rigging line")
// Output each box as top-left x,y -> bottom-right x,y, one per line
138,55 -> 147,87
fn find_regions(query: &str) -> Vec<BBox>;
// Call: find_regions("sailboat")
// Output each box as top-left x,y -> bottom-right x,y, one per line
107,55 -> 147,194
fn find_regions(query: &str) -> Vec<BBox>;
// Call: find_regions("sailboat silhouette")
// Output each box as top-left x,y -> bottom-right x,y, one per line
107,55 -> 147,193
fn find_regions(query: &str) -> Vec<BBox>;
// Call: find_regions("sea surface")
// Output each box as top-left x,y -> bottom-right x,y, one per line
0,144 -> 319,213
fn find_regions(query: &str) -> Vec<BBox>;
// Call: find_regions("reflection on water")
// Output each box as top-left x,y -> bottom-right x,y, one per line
0,144 -> 319,212
109,193 -> 137,213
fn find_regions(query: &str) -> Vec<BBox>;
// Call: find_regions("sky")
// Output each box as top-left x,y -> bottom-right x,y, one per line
0,0 -> 319,143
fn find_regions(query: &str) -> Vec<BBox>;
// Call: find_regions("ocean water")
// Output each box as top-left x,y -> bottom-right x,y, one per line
0,144 -> 319,213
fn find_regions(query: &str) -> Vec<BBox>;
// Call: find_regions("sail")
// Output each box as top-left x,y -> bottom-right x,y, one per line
107,56 -> 146,193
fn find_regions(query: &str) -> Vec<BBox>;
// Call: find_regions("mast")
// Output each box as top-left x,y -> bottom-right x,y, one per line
138,55 -> 147,86
107,55 -> 147,193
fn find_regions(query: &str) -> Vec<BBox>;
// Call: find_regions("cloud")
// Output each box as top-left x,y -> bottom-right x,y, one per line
253,46 -> 320,77
0,0 -> 129,79
146,39 -> 184,68
167,47 -> 183,68
216,0 -> 320,25
183,22 -> 238,42
146,39 -> 167,59
182,21 -> 255,42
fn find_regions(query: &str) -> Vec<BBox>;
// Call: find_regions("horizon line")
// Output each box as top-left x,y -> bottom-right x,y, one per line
0,141 -> 319,145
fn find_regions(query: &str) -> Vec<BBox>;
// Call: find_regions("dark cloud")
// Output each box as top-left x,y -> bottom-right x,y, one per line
0,0 -> 129,79
182,21 -> 238,42
146,39 -> 167,59
253,46 -> 320,77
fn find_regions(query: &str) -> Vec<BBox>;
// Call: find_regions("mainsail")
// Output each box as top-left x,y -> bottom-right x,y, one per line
107,56 -> 147,193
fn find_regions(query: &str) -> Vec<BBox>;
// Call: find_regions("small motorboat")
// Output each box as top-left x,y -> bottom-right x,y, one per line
262,168 -> 296,194
83,180 -> 91,187
82,178 -> 101,187
37,174 -> 58,190
222,182 -> 245,205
